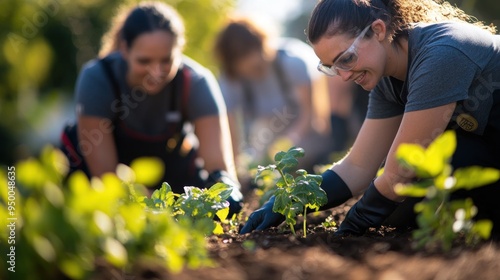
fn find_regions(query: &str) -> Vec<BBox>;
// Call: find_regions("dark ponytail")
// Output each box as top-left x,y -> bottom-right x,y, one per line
307,0 -> 496,45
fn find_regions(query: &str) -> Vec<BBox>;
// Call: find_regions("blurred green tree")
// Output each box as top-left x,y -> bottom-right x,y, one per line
0,0 -> 235,165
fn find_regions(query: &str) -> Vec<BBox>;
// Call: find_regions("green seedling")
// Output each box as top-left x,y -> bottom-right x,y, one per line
321,215 -> 337,230
395,130 -> 499,251
141,182 -> 232,235
256,147 -> 327,237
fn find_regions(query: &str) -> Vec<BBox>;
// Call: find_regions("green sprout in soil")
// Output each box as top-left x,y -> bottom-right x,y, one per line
394,130 -> 499,251
256,147 -> 327,237
321,215 -> 337,230
141,181 -> 232,235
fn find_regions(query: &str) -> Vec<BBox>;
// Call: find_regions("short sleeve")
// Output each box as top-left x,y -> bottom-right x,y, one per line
281,54 -> 311,87
187,68 -> 225,120
75,60 -> 116,120
406,46 -> 478,112
218,74 -> 244,112
366,77 -> 405,119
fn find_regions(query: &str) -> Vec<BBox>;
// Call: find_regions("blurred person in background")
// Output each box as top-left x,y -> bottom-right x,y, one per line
214,16 -> 334,184
328,77 -> 369,158
60,1 -> 242,214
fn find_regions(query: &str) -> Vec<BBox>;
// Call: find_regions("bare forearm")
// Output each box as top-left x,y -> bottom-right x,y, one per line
78,116 -> 118,178
195,115 -> 238,181
331,158 -> 380,196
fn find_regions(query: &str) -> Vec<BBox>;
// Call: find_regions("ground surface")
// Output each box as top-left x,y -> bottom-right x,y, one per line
96,192 -> 500,280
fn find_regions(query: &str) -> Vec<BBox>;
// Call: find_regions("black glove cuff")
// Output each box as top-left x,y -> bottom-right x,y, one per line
362,182 -> 400,212
320,169 -> 353,210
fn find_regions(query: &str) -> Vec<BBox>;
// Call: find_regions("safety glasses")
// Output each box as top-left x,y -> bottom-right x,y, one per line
317,24 -> 371,76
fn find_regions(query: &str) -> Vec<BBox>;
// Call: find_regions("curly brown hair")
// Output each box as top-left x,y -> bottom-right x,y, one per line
307,0 -> 496,44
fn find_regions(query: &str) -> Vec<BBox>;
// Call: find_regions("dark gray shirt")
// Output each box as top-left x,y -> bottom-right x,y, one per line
367,22 -> 500,135
75,52 -> 224,135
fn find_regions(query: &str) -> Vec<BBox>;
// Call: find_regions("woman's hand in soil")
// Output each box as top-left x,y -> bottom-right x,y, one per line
336,181 -> 400,236
240,196 -> 285,234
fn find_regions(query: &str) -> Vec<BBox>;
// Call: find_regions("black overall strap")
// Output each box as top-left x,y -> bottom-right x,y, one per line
272,49 -> 299,114
100,57 -> 122,121
165,67 -> 192,154
167,68 -> 183,149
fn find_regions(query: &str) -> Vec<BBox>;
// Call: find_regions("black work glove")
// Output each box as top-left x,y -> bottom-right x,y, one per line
240,169 -> 353,234
336,181 -> 400,236
319,169 -> 353,210
239,196 -> 284,234
206,170 -> 243,217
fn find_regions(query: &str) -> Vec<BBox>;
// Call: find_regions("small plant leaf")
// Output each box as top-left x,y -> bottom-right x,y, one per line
130,157 -> 165,186
277,156 -> 299,170
453,166 -> 500,190
296,169 -> 307,176
376,167 -> 385,177
472,220 -> 493,240
396,143 -> 426,174
427,130 -> 456,160
287,147 -> 305,158
394,182 -> 429,197
274,151 -> 287,161
213,222 -> 224,235
216,207 -> 229,221
273,196 -> 288,214
208,183 -> 233,201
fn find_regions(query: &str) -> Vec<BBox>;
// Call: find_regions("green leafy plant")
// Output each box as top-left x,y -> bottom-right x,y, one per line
140,182 -> 232,235
0,146 -> 223,280
256,147 -> 327,237
394,130 -> 499,251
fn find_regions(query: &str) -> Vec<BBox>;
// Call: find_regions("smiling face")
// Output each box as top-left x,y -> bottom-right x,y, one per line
312,22 -> 389,91
121,30 -> 181,94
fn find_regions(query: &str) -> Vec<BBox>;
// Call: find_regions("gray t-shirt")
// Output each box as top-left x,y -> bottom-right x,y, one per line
219,37 -> 320,118
75,52 -> 224,135
218,38 -> 321,156
367,22 -> 500,135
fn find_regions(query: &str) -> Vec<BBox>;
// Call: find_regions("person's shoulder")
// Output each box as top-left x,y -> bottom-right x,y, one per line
415,21 -> 490,33
275,37 -> 316,59
411,22 -> 493,47
180,56 -> 214,81
410,22 -> 495,66
80,57 -> 101,75
80,52 -> 121,76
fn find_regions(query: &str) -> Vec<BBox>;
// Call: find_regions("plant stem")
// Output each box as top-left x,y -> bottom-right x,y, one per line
290,224 -> 296,235
303,207 -> 307,238
278,169 -> 290,188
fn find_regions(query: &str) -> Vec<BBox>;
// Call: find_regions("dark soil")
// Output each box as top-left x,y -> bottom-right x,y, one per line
96,191 -> 500,280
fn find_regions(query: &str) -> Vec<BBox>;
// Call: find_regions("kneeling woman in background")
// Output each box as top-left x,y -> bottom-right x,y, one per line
61,1 -> 242,214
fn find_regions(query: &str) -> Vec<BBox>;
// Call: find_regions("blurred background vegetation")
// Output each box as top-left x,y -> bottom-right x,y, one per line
0,0 -> 499,166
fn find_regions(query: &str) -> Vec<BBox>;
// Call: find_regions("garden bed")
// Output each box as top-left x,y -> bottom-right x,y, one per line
104,192 -> 500,280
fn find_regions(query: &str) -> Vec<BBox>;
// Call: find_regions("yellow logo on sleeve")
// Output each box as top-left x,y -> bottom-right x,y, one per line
457,113 -> 478,132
